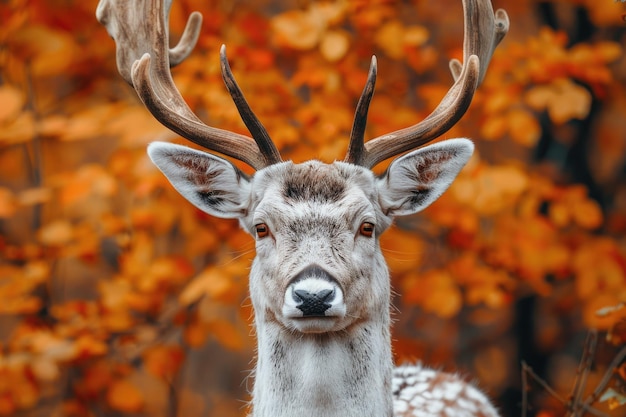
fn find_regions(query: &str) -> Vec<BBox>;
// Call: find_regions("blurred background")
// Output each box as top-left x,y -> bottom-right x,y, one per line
1,0 -> 625,416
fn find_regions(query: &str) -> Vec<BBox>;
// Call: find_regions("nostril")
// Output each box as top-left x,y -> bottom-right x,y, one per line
317,289 -> 334,302
293,289 -> 308,303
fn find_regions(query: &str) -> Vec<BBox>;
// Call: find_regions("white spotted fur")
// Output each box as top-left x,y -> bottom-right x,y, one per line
147,139 -> 500,417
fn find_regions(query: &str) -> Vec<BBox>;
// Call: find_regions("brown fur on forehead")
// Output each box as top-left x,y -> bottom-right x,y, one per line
280,162 -> 352,203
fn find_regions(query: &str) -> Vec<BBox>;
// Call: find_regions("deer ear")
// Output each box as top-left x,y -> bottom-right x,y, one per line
377,139 -> 473,216
147,142 -> 250,219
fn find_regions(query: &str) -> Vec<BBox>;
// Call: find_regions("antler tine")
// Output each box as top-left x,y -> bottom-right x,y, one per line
344,56 -> 377,166
450,5 -> 510,83
349,0 -> 509,168
96,0 -> 202,85
220,45 -> 282,166
169,9 -> 203,67
96,0 -> 280,170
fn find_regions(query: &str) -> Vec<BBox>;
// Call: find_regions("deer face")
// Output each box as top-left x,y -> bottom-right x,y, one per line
148,139 -> 473,334
244,160 -> 391,334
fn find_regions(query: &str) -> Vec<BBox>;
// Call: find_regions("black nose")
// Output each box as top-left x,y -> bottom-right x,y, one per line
294,289 -> 334,316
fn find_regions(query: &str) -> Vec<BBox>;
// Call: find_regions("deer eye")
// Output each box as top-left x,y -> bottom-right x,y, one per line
255,223 -> 269,238
359,222 -> 375,237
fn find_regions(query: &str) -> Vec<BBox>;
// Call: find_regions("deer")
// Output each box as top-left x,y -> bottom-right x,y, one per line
96,0 -> 509,416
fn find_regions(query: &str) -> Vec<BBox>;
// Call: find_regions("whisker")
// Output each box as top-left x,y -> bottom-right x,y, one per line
221,247 -> 256,264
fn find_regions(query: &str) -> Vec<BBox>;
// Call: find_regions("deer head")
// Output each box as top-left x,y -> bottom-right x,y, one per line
97,1 -> 508,415
97,0 -> 508,332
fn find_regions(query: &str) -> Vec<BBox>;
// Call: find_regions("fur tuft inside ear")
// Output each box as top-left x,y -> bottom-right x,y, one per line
377,139 -> 473,216
147,142 -> 250,219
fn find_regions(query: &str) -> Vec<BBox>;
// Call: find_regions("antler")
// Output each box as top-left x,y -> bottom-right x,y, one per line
345,0 -> 509,168
96,0 -> 282,170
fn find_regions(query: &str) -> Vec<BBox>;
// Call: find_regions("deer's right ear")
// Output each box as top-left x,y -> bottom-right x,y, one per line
147,142 -> 250,219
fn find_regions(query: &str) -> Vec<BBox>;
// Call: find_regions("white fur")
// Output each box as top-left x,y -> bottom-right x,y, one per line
148,139 -> 499,417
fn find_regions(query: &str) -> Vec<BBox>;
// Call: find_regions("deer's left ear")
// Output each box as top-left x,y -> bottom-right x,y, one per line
377,138 -> 473,216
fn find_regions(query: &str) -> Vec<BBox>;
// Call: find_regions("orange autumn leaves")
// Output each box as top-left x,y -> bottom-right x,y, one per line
402,157 -> 623,321
477,28 -> 622,146
271,1 -> 431,63
77,346 -> 184,414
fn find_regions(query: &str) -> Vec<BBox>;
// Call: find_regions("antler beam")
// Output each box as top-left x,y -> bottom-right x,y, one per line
96,0 -> 281,169
345,0 -> 510,168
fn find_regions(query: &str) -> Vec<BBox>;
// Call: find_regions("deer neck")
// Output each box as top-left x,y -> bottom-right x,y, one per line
251,310 -> 393,417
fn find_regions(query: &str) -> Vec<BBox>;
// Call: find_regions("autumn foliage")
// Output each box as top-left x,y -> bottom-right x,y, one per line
1,0 -> 626,416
